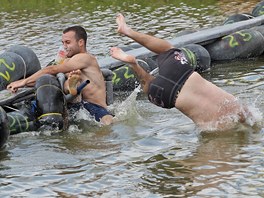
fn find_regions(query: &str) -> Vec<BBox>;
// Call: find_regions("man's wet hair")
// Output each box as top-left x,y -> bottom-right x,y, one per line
63,26 -> 87,46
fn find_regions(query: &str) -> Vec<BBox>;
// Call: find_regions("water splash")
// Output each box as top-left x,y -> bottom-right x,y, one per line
246,101 -> 263,127
112,85 -> 142,122
68,107 -> 101,131
71,107 -> 93,121
66,85 -> 143,129
199,98 -> 263,133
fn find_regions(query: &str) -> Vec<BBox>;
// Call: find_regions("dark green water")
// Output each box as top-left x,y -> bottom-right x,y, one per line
0,0 -> 264,197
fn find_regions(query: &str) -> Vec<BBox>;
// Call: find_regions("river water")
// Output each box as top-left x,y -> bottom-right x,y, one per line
0,0 -> 264,197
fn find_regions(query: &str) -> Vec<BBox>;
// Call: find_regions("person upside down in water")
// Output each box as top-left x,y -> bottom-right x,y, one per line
110,13 -> 256,131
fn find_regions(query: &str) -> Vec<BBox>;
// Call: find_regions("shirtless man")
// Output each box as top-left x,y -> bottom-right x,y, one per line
110,13 -> 252,131
7,26 -> 113,125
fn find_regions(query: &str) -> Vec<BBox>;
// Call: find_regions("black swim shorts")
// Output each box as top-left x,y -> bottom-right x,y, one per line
148,48 -> 194,109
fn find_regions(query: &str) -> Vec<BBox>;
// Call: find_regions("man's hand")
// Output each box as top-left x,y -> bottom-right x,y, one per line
7,79 -> 26,93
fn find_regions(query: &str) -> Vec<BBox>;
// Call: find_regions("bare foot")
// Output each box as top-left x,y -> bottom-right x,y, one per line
110,47 -> 136,64
116,13 -> 131,35
68,70 -> 81,95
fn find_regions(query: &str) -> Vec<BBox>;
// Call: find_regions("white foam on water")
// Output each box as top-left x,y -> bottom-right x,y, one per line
67,124 -> 82,133
68,106 -> 101,129
70,107 -> 94,121
198,97 -> 263,133
246,102 -> 263,126
112,85 -> 142,122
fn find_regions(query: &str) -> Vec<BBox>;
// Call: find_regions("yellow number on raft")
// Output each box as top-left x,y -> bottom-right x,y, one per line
112,66 -> 135,85
237,31 -> 252,42
0,71 -> 10,81
258,6 -> 264,16
224,35 -> 239,48
112,70 -> 121,85
123,66 -> 134,79
7,114 -> 17,133
0,58 -> 16,70
223,31 -> 252,48
7,113 -> 29,133
0,58 -> 16,81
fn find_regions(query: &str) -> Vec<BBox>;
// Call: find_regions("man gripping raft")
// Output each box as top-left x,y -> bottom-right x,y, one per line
110,13 -> 256,131
7,26 -> 113,125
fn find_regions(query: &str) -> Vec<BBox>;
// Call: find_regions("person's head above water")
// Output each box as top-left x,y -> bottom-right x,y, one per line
62,26 -> 88,58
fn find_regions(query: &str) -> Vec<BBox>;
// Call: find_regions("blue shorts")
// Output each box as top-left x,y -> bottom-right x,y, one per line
68,101 -> 112,122
82,101 -> 112,122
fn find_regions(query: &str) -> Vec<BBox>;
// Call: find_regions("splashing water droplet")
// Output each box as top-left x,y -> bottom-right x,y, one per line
114,85 -> 142,122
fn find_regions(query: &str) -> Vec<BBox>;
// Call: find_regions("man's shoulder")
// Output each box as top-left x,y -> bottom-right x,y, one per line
72,52 -> 97,61
74,52 -> 94,58
70,52 -> 99,68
